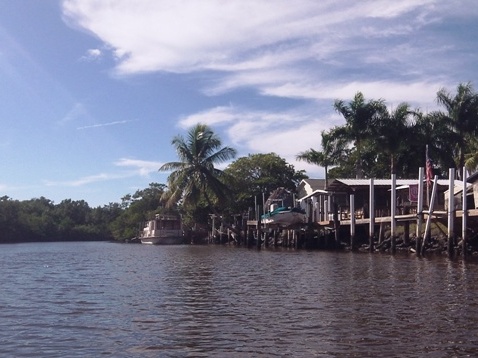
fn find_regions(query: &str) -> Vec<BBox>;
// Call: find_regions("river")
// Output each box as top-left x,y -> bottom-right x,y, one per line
1,242 -> 477,357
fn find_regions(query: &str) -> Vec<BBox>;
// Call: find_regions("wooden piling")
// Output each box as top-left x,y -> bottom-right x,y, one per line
462,167 -> 468,256
447,168 -> 455,256
350,194 -> 355,250
333,201 -> 340,249
256,205 -> 262,249
390,174 -> 396,253
416,167 -> 424,255
369,178 -> 375,252
421,175 -> 438,256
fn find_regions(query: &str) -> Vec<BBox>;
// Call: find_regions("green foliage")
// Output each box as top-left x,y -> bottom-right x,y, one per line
109,183 -> 170,240
322,83 -> 478,180
0,183 -> 170,243
0,196 -> 112,242
159,123 -> 237,213
224,152 -> 308,214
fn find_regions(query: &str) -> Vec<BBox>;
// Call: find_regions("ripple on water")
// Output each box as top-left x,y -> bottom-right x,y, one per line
1,243 -> 478,357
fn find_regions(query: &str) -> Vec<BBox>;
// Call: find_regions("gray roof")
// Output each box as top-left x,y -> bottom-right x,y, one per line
328,178 -> 456,192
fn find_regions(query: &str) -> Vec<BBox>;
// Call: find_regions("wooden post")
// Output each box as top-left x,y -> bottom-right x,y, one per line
333,199 -> 340,249
391,173 -> 396,253
211,214 -> 216,244
462,167 -> 468,256
324,199 -> 329,222
219,223 -> 224,244
421,175 -> 438,256
256,205 -> 262,249
447,168 -> 455,255
350,194 -> 355,250
416,168 -> 424,254
369,178 -> 375,252
401,196 -> 410,246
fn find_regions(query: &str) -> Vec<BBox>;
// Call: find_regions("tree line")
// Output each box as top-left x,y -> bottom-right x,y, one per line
0,152 -> 305,243
2,82 -> 477,243
297,82 -> 478,182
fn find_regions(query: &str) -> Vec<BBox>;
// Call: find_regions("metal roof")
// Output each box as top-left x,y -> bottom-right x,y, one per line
298,189 -> 329,201
326,178 -> 454,193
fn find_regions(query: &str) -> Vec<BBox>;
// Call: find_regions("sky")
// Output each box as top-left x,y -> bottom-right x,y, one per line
1,1 -> 478,207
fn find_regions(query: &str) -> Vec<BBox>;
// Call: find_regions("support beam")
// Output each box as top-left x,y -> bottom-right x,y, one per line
391,173 -> 396,253
447,168 -> 455,255
350,194 -> 355,250
416,167 -> 424,254
369,178 -> 375,252
462,167 -> 468,256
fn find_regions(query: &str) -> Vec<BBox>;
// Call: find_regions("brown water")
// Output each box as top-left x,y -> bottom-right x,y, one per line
1,242 -> 478,357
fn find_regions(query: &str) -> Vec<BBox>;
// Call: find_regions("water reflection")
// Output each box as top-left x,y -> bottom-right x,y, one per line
1,243 -> 478,357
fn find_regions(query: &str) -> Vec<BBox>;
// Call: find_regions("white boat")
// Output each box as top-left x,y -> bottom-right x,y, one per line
139,214 -> 183,245
261,205 -> 306,227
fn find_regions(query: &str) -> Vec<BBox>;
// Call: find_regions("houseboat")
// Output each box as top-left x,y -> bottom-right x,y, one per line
139,214 -> 183,245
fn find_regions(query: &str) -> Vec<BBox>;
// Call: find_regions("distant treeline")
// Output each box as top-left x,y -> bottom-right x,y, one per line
0,152 -> 308,243
0,184 -> 167,243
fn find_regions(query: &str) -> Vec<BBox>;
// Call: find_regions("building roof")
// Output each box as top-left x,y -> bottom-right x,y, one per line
327,178 -> 455,192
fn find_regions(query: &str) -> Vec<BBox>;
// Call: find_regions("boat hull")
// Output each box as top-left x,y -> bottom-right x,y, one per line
140,235 -> 184,245
261,209 -> 306,227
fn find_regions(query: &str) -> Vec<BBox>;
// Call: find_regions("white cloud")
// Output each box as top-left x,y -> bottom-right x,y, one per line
44,173 -> 114,187
80,48 -> 102,62
114,158 -> 163,176
178,105 -> 237,128
62,0 -> 445,74
61,0 -> 476,105
41,158 -> 163,188
76,119 -> 138,130
178,105 -> 337,177
60,0 -> 478,181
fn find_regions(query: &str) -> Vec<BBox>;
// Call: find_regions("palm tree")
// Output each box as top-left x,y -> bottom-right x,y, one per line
372,103 -> 416,175
159,123 -> 237,211
464,136 -> 478,173
436,82 -> 478,173
332,92 -> 386,178
410,111 -> 458,178
296,130 -> 345,189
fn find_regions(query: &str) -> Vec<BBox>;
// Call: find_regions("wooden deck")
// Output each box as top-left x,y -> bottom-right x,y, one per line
320,209 -> 478,227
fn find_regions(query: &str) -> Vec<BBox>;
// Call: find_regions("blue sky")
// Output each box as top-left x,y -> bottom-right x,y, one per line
1,1 -> 477,207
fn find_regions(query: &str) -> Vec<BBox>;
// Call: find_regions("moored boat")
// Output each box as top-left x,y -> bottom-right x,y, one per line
139,214 -> 183,245
261,205 -> 306,227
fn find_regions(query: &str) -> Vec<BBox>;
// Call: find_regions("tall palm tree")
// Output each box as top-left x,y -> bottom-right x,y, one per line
436,82 -> 478,173
159,123 -> 237,210
296,130 -> 345,189
332,92 -> 386,178
372,103 -> 416,175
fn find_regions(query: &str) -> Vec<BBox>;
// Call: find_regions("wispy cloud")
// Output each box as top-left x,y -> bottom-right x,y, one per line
76,119 -> 138,130
178,105 -> 336,176
114,158 -> 163,176
44,173 -> 127,187
43,157 -> 163,188
58,102 -> 91,126
61,0 -> 478,180
61,0 -> 477,104
79,48 -> 102,62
